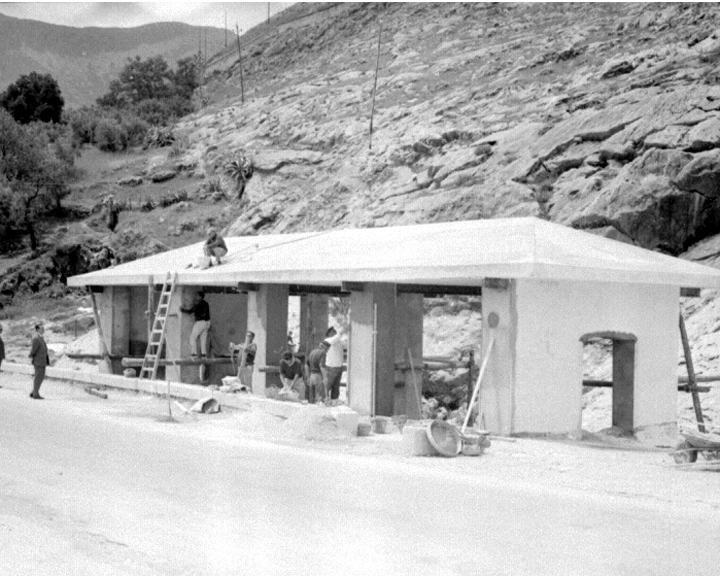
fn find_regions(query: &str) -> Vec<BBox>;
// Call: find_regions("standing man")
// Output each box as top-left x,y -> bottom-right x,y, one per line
323,325 -> 346,404
181,291 -> 211,359
230,331 -> 257,391
306,340 -> 329,405
29,323 -> 49,400
0,323 -> 5,388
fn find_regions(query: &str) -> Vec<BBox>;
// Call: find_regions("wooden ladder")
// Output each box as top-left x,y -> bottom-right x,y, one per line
140,272 -> 177,380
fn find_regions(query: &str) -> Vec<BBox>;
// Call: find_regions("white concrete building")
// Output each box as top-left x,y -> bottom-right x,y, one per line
68,217 -> 720,437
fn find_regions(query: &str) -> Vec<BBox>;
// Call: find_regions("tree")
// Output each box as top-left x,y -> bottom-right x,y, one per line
1,72 -> 64,124
173,56 -> 200,101
98,55 -> 173,108
97,55 -> 199,126
0,110 -> 74,250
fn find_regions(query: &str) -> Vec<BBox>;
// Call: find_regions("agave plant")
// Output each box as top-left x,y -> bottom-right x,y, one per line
222,153 -> 254,200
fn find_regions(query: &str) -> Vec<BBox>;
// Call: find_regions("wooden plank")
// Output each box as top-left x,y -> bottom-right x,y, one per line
289,284 -> 346,296
396,283 -> 482,296
584,379 -> 710,393
342,281 -> 365,292
483,278 -> 509,290
88,289 -> 112,373
679,313 -> 706,433
122,357 -> 234,367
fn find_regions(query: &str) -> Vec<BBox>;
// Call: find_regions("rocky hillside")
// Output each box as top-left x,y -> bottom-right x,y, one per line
158,2 -> 720,257
0,13 -> 227,107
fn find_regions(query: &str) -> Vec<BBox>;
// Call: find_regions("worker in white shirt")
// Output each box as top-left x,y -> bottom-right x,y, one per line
322,325 -> 345,403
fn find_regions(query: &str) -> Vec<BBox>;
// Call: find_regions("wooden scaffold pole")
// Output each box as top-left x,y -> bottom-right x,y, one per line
679,312 -> 706,433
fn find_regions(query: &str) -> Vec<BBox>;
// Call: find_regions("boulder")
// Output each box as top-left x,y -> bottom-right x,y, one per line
674,150 -> 720,197
117,176 -> 143,187
599,56 -> 638,79
645,125 -> 688,149
684,117 -> 720,152
150,170 -> 177,183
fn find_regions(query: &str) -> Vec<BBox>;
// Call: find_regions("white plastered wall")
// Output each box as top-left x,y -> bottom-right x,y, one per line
511,279 -> 679,435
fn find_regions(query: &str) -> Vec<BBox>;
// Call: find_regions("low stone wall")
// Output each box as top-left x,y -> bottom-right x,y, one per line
3,362 -> 303,420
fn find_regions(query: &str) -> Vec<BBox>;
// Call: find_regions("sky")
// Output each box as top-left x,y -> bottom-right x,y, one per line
0,2 -> 295,31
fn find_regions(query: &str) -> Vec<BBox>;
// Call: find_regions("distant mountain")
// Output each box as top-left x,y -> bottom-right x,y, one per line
0,13 -> 230,108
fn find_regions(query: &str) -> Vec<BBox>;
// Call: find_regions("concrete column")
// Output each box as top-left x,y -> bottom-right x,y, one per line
165,286 -> 193,383
348,283 -> 396,417
394,293 -> 424,419
97,286 -> 130,375
477,282 -> 516,436
247,284 -> 289,394
299,294 -> 328,357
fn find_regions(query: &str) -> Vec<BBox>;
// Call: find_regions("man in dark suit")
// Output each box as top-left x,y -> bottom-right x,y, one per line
29,323 -> 49,400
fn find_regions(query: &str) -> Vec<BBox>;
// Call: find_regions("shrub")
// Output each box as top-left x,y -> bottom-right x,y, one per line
94,119 -> 128,152
142,126 -> 175,149
119,113 -> 150,147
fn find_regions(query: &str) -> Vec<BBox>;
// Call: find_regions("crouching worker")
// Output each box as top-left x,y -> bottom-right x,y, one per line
204,227 -> 228,266
279,349 -> 304,401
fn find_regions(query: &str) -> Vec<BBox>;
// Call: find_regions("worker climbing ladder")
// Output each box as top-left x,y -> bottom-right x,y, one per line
140,272 -> 177,380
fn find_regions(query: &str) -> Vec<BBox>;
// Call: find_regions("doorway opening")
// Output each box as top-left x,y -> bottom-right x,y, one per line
581,332 -> 636,434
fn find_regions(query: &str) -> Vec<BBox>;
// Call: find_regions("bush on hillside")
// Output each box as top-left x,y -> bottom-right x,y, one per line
64,106 -> 149,150
94,119 -> 128,152
142,126 -> 175,149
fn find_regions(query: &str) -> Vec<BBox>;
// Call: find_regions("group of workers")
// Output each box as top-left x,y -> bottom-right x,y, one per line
278,325 -> 345,404
181,288 -> 346,402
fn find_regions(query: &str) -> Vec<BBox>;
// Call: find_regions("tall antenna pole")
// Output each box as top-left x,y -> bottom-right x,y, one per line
235,23 -> 245,104
369,17 -> 382,150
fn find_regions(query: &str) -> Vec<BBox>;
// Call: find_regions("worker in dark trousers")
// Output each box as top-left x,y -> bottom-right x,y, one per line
29,323 -> 49,399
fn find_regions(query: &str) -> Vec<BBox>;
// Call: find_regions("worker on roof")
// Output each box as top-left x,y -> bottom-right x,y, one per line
203,227 -> 228,266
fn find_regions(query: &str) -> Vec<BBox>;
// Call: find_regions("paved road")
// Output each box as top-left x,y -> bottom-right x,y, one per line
0,377 -> 718,576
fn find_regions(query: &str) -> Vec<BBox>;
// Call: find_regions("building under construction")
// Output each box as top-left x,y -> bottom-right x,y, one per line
67,217 -> 720,438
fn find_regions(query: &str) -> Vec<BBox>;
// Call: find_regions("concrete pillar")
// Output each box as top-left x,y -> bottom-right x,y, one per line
394,293 -> 424,419
477,282 -> 515,436
247,284 -> 289,394
165,286 -> 192,383
348,283 -> 396,417
299,294 -> 328,357
97,286 -> 130,375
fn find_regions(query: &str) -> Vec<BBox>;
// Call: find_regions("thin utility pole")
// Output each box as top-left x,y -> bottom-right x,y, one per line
225,9 -> 228,48
235,23 -> 246,103
268,2 -> 271,25
369,18 -> 382,150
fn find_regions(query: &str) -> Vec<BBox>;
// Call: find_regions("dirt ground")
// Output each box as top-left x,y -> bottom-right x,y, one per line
1,371 -> 718,513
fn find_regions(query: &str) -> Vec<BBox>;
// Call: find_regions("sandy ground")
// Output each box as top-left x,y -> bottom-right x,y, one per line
1,371 -> 719,508
1,371 -> 720,575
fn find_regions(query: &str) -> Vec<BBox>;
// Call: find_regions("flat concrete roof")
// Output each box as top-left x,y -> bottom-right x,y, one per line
67,217 -> 720,289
